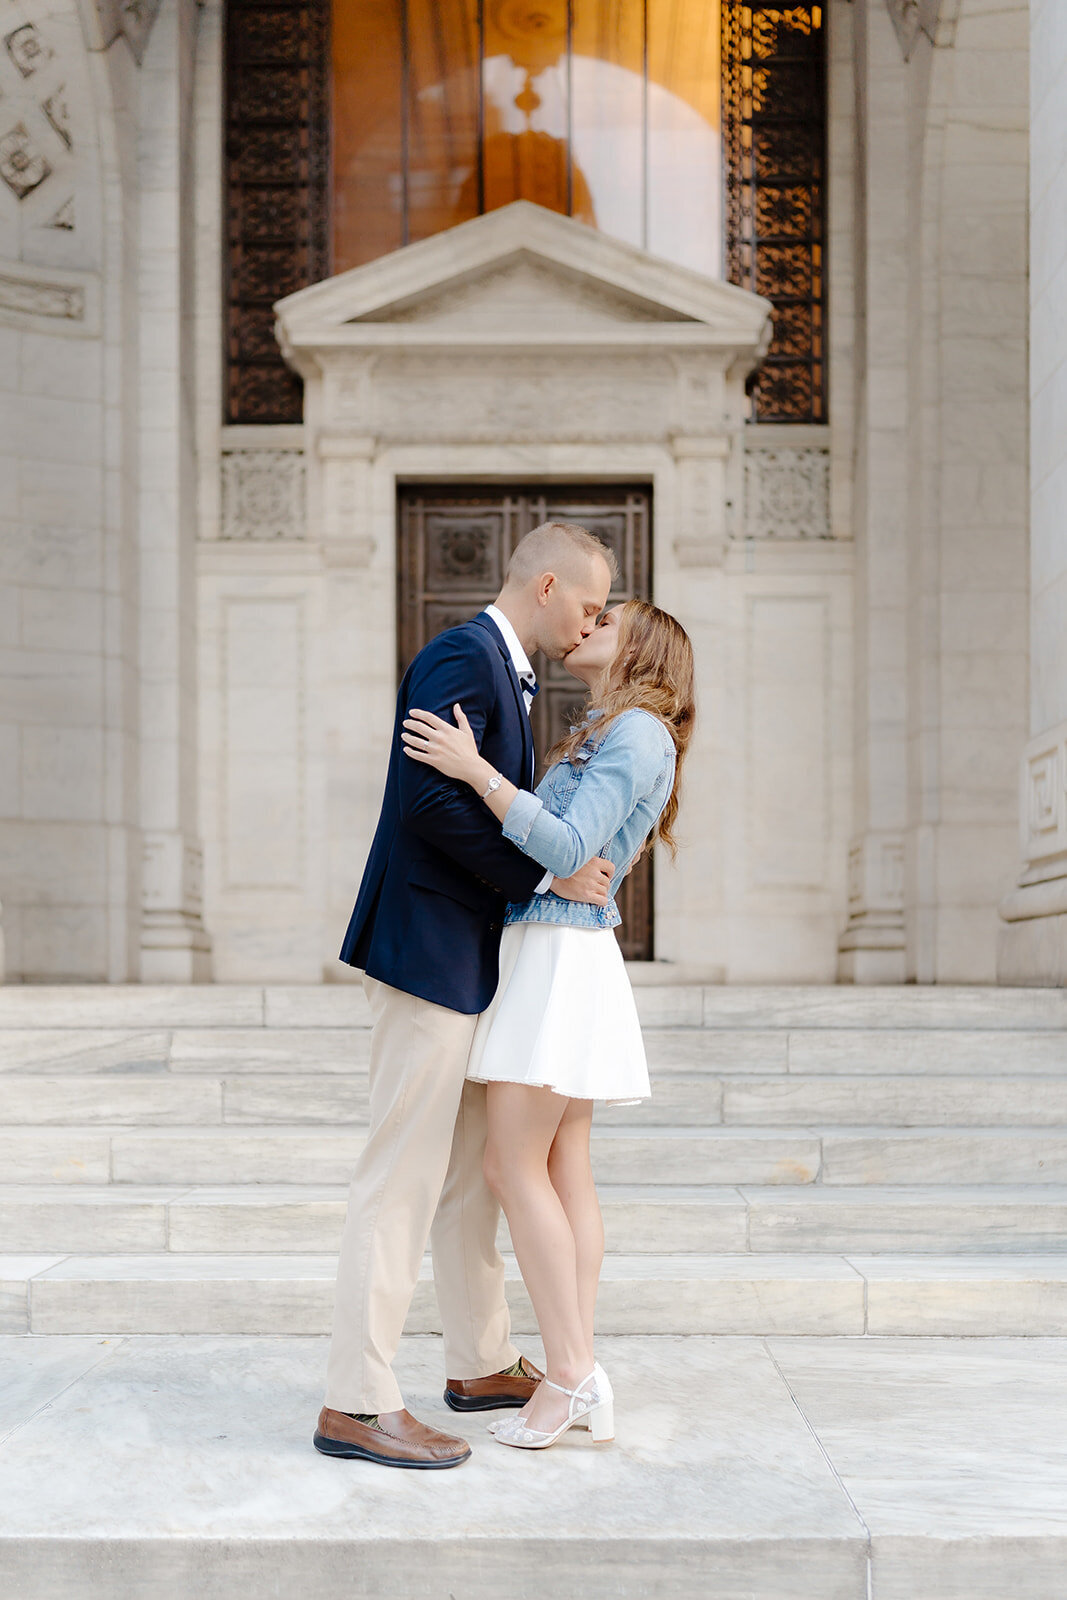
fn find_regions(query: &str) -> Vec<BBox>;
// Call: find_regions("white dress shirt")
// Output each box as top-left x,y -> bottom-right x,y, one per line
484,604 -> 552,894
484,604 -> 537,714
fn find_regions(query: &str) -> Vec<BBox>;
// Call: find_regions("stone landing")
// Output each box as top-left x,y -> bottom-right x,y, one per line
3,1331 -> 1067,1600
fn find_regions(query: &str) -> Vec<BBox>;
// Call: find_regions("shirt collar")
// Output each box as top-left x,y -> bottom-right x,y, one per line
484,604 -> 534,680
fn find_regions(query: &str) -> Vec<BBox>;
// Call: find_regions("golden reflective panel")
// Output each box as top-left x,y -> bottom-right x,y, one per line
331,0 -> 723,274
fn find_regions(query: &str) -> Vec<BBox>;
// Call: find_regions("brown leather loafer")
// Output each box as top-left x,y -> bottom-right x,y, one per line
443,1355 -> 544,1413
313,1406 -> 471,1469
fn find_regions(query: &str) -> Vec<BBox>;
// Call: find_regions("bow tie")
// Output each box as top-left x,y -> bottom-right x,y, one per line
519,671 -> 539,700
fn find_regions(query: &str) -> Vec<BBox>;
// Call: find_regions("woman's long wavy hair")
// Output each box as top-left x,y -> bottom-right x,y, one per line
547,598 -> 696,858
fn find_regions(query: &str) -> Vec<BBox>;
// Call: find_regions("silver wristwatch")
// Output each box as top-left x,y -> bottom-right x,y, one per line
481,771 -> 503,800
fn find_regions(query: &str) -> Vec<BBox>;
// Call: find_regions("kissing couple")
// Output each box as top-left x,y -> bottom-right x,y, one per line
314,520 -> 695,1467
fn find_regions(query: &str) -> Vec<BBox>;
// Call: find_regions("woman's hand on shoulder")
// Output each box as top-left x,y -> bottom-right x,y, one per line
402,703 -> 487,787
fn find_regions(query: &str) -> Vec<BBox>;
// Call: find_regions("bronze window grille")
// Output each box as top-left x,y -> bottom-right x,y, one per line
223,1 -> 826,426
722,2 -> 826,422
223,0 -> 331,424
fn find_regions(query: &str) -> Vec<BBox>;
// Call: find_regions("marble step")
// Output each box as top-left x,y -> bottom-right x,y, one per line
6,1121 -> 1067,1188
819,1128 -> 1067,1185
4,1182 -> 1067,1258
4,1069 -> 1067,1129
740,1183 -> 1067,1251
0,1069 -> 720,1126
0,1183 -> 745,1255
0,1124 -> 828,1186
5,1249 -> 1067,1338
3,1025 -> 1067,1081
2,983 -> 1067,1035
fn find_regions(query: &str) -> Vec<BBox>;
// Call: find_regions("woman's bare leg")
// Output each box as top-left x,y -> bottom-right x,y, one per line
547,1098 -> 603,1352
484,1082 -> 594,1433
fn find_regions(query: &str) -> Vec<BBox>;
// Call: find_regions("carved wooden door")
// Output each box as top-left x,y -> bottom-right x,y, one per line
398,484 -> 654,960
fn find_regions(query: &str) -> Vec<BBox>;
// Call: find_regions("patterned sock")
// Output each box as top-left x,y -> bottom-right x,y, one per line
344,1412 -> 384,1430
499,1357 -> 527,1377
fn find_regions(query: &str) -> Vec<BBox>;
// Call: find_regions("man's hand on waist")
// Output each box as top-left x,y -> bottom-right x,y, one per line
551,857 -> 613,907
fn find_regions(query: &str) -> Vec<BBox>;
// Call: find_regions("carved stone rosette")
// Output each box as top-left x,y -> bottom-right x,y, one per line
743,446 -> 830,540
220,449 -> 307,540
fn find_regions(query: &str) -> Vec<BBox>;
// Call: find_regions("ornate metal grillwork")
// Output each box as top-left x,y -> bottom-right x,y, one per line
223,3 -> 827,426
224,0 -> 331,424
723,3 -> 826,422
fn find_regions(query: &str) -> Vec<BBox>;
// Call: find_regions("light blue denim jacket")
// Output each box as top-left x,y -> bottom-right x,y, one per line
502,708 -> 676,931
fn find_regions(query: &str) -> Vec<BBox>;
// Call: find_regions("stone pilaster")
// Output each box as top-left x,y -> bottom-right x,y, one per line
998,0 -> 1067,985
136,0 -> 211,980
671,435 -> 731,568
837,0 -> 909,982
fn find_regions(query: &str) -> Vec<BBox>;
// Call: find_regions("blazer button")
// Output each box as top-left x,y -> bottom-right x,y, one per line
489,921 -> 501,932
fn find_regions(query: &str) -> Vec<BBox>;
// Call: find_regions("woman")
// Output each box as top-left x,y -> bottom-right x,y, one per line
402,598 -> 695,1450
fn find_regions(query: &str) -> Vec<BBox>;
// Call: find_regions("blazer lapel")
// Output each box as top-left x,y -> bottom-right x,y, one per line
472,612 -> 535,785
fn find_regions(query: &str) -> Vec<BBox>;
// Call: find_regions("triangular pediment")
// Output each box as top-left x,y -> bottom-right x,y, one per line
355,254 -> 694,329
275,201 -> 770,350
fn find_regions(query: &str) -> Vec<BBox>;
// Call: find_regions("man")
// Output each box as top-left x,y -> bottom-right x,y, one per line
314,521 -> 618,1469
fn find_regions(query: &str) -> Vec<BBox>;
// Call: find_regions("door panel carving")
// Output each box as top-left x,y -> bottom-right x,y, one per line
398,484 -> 654,960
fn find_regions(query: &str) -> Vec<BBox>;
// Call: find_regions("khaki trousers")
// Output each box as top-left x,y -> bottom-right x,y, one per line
324,975 -> 519,1414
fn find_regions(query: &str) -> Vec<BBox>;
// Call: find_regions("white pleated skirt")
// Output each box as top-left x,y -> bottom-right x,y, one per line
466,921 -> 651,1105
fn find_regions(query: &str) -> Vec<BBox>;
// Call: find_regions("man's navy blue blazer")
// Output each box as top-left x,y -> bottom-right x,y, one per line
339,611 -> 547,1014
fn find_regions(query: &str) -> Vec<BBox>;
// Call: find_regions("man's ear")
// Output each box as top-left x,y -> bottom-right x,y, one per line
537,572 -> 556,607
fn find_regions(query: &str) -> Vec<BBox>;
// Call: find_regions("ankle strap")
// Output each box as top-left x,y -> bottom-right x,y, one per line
544,1370 -> 596,1399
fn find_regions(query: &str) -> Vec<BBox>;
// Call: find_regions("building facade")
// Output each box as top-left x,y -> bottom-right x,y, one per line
0,0 -> 1060,987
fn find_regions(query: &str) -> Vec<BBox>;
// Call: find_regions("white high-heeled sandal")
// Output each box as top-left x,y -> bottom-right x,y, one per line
488,1362 -> 614,1436
491,1365 -> 614,1449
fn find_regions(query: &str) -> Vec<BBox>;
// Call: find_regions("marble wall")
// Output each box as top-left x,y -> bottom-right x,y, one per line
0,0 -> 138,981
0,0 -> 1049,986
0,0 -> 211,982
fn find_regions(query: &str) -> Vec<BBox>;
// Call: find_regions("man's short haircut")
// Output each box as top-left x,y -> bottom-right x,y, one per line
506,520 -> 619,588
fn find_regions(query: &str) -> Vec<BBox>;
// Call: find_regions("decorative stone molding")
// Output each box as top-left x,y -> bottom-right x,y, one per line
141,832 -> 211,981
220,449 -> 306,540
998,722 -> 1067,948
847,833 -> 905,916
0,7 -> 102,275
671,435 -> 730,568
143,834 -> 205,918
1020,726 -> 1067,878
0,256 -> 98,333
327,349 -> 681,446
743,446 -> 830,540
88,0 -> 164,63
3,22 -> 54,79
885,0 -> 941,61
0,266 -> 83,319
838,832 -> 907,982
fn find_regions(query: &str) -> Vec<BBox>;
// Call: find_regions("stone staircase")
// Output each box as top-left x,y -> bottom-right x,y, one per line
3,981 -> 1067,1339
